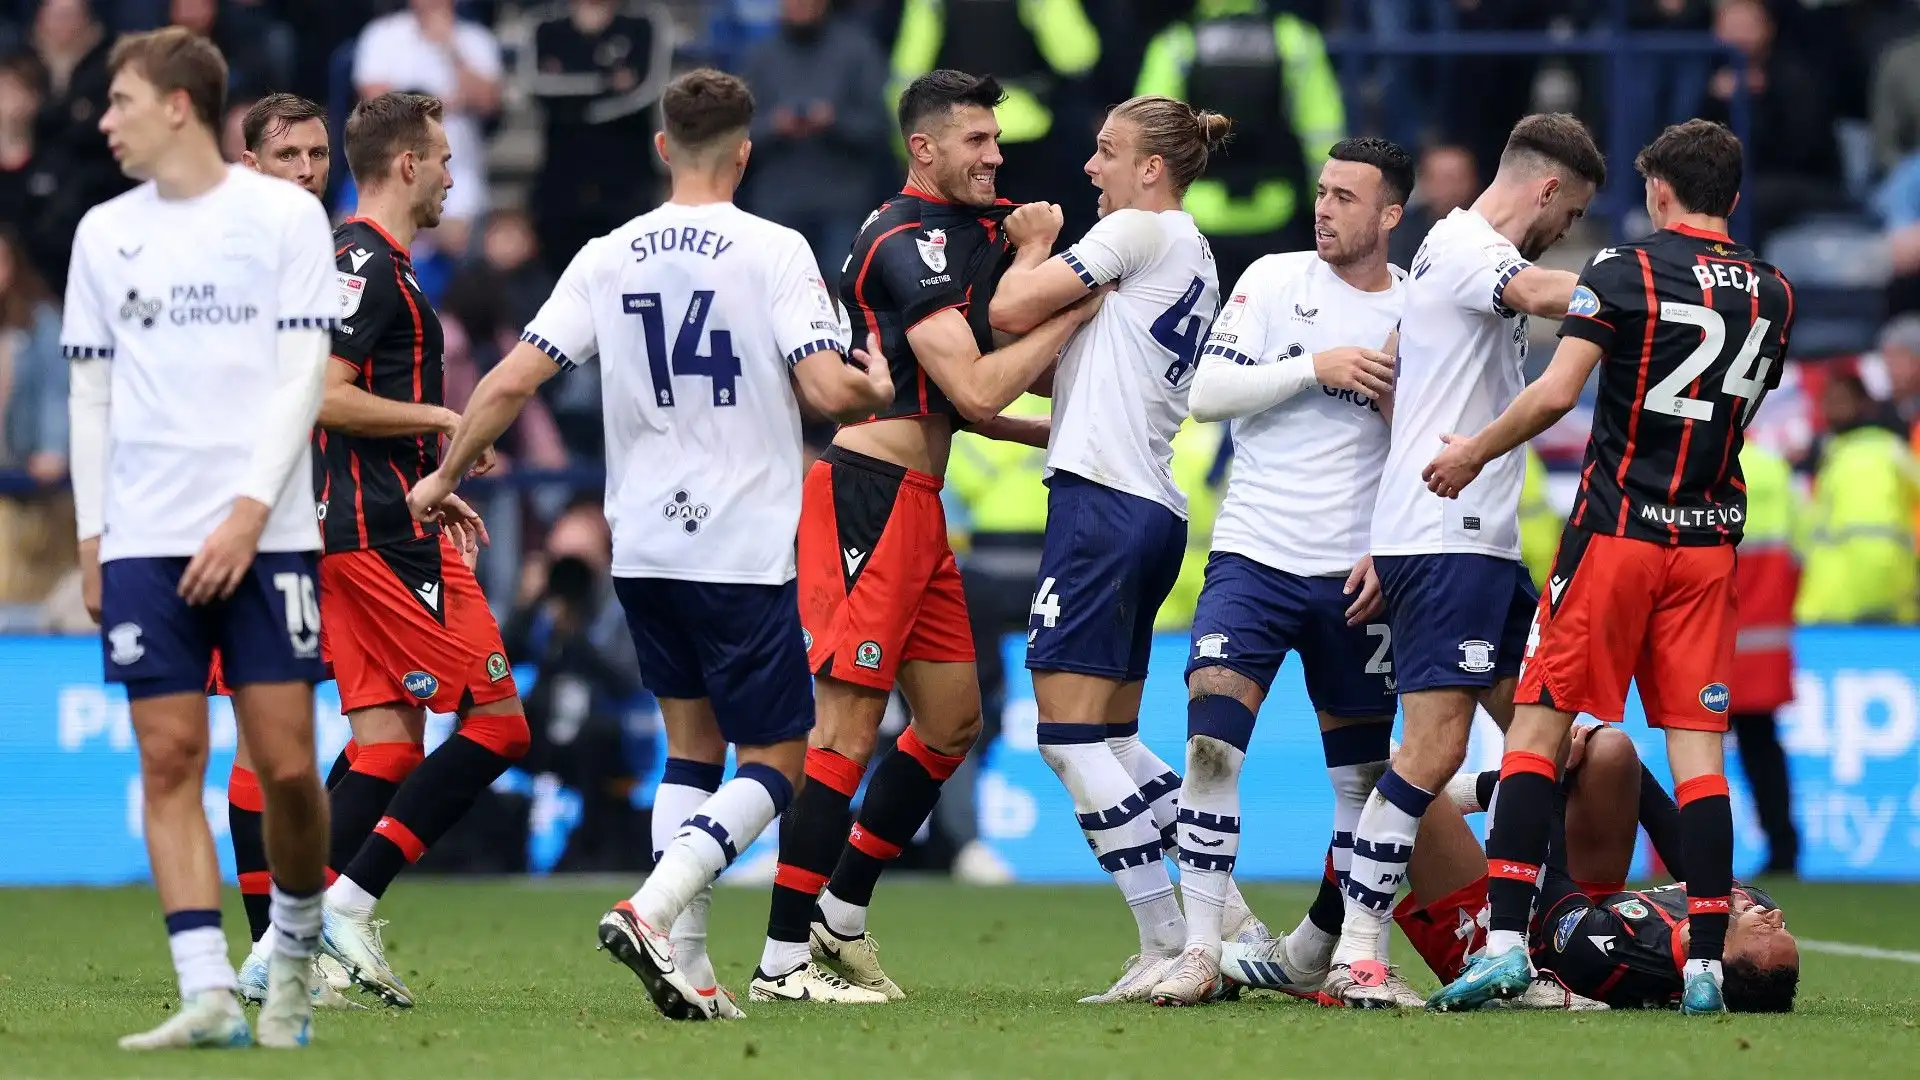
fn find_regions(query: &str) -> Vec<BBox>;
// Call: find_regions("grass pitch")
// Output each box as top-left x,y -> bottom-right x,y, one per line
5,879 -> 1918,1078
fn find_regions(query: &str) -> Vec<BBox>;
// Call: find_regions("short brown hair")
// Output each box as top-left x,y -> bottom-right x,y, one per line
108,27 -> 227,132
1636,119 -> 1743,220
243,93 -> 326,153
345,91 -> 443,186
661,69 -> 754,151
1500,112 -> 1606,189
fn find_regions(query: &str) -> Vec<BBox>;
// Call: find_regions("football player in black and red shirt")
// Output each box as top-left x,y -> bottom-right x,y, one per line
1422,119 -> 1795,1014
1386,724 -> 1799,1013
752,69 -> 1101,1002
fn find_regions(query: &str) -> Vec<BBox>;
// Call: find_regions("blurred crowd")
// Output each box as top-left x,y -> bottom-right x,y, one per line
0,0 -> 1917,873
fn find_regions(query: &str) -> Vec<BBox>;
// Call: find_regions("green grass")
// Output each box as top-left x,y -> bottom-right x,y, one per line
5,880 -> 1919,1078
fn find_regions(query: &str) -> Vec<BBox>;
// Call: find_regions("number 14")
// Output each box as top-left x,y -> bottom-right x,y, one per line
621,291 -> 743,407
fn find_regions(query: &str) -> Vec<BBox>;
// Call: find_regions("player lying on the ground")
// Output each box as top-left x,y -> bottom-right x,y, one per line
983,94 -> 1271,1005
1371,724 -> 1797,1011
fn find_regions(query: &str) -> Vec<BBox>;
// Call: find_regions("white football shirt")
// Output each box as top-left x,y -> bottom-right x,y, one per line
1371,208 -> 1533,560
61,166 -> 337,563
1205,253 -> 1405,577
519,201 -> 844,585
1050,208 -> 1218,517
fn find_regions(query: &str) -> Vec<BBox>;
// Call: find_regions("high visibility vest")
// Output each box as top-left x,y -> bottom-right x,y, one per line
946,394 -> 1051,549
1732,444 -> 1800,712
1796,426 -> 1920,625
1155,419 -> 1228,631
890,0 -> 1099,148
1517,446 -> 1562,592
1135,5 -> 1343,237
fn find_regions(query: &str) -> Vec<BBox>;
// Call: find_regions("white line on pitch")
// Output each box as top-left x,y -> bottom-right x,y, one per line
1800,939 -> 1920,964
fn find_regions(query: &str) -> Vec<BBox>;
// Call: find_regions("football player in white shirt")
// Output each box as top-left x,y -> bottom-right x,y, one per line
65,30 -> 337,1050
986,95 -> 1258,1004
408,70 -> 896,1020
1336,114 -> 1603,1003
1146,137 -> 1429,1008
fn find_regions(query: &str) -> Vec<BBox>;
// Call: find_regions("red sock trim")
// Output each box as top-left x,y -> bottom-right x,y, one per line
897,727 -> 964,782
1688,895 -> 1731,916
227,765 -> 264,813
1500,749 -> 1558,782
238,870 -> 272,896
804,747 -> 864,797
1676,774 -> 1730,805
848,822 -> 903,860
343,738 -> 361,764
773,863 -> 829,895
1322,850 -> 1338,886
372,815 -> 428,863
1577,879 -> 1627,900
324,867 -> 340,887
1487,857 -> 1541,885
460,713 -> 530,760
350,741 -> 425,783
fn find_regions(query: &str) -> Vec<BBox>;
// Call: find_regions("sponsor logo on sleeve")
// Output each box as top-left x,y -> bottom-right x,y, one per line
1568,285 -> 1601,318
1700,683 -> 1731,713
403,670 -> 439,699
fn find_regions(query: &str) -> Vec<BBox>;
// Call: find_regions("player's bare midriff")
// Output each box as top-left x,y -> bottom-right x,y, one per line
830,413 -> 956,479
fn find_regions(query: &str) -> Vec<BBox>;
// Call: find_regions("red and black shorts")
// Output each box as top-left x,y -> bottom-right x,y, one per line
798,446 -> 973,691
1516,528 -> 1735,733
319,533 -> 517,714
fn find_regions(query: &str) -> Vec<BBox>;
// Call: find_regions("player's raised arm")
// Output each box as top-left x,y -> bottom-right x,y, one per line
1498,263 -> 1580,318
1188,259 -> 1393,423
988,201 -> 1157,336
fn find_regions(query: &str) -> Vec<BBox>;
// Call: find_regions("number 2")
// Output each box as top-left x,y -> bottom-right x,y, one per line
622,291 -> 743,407
1152,276 -> 1211,388
1645,302 -> 1775,422
1364,624 -> 1393,675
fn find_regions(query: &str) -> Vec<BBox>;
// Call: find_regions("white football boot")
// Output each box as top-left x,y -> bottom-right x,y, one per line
1149,945 -> 1224,1007
810,923 -> 905,1000
321,904 -> 412,1007
254,950 -> 315,1048
748,962 -> 890,1003
1482,974 -> 1609,1012
1078,953 -> 1179,1004
597,902 -> 722,1021
117,990 -> 251,1051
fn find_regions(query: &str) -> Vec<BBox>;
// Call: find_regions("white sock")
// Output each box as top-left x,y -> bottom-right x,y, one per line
1485,928 -> 1527,957
1685,957 -> 1724,986
248,931 -> 274,963
1336,769 -> 1434,965
268,883 -> 323,961
758,938 -> 812,977
1328,758 -> 1391,965
167,921 -> 236,999
1287,915 -> 1335,974
1040,728 -> 1184,957
652,761 -> 722,977
632,767 -> 787,930
1446,770 -> 1486,814
817,889 -> 865,939
325,875 -> 377,919
1107,722 -> 1181,853
1171,734 -> 1245,957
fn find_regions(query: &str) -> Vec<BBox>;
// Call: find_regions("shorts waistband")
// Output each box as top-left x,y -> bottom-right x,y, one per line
821,445 -> 942,493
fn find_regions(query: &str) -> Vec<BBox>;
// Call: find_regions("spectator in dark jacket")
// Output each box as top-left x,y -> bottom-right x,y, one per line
739,0 -> 888,289
29,0 -> 125,291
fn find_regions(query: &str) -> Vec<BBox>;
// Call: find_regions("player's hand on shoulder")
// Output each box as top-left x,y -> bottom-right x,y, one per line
179,499 -> 271,605
850,334 -> 895,410
1005,201 -> 1064,251
1421,432 -> 1486,499
1313,346 -> 1394,399
1343,555 -> 1383,626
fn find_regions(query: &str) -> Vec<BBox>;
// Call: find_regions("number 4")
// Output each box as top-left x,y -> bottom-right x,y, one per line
1645,302 -> 1774,422
1030,577 -> 1062,629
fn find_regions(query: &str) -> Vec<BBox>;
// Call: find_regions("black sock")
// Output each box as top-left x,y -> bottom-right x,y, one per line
824,729 -> 963,910
1485,751 -> 1558,935
327,744 -> 419,878
1639,763 -> 1687,877
227,764 -> 271,941
767,748 -> 862,949
1475,769 -> 1500,813
1677,776 -> 1734,961
341,717 -> 527,898
325,743 -> 357,791
1307,854 -> 1344,936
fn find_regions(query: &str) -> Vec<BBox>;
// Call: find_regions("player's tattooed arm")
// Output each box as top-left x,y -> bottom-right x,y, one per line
1422,336 -> 1603,498
318,357 -> 461,438
1498,265 -> 1581,318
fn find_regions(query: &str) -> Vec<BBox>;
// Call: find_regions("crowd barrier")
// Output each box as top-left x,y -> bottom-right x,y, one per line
3,628 -> 1915,885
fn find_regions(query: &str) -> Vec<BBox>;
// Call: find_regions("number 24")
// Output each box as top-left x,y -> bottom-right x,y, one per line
1645,302 -> 1775,423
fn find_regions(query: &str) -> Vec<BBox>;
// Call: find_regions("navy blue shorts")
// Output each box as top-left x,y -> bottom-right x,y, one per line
1185,552 -> 1397,717
1025,472 -> 1186,682
100,552 -> 325,700
614,576 -> 814,746
1374,553 -> 1536,694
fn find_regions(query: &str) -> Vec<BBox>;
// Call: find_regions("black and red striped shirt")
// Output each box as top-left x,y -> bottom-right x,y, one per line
1559,225 -> 1795,547
1534,875 -> 1779,1008
316,217 -> 443,553
840,186 -> 1013,423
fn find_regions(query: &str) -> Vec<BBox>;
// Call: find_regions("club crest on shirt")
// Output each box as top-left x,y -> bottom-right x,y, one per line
917,229 -> 947,273
1612,898 -> 1649,921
